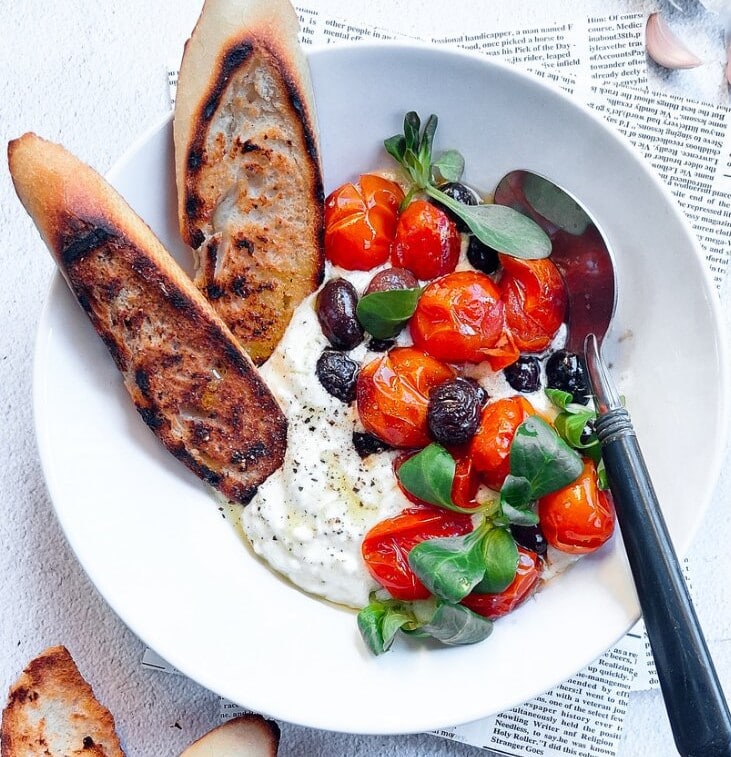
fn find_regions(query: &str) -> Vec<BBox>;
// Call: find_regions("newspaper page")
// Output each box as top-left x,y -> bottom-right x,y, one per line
160,7 -> 724,755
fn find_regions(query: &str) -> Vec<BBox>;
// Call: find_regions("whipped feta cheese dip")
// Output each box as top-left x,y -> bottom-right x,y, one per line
241,267 -> 410,608
241,262 -> 569,609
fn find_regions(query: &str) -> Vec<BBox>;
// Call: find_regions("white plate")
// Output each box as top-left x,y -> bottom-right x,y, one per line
34,43 -> 728,733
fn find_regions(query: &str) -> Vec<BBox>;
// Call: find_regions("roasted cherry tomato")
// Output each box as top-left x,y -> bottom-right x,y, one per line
461,547 -> 542,619
356,347 -> 454,448
469,396 -> 537,491
499,255 -> 567,352
538,459 -> 615,554
362,506 -> 474,600
410,271 -> 519,368
391,199 -> 460,280
395,448 -> 481,510
325,174 -> 404,270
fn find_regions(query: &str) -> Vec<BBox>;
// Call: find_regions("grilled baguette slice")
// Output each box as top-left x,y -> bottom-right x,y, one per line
180,715 -> 279,756
9,133 -> 286,504
174,0 -> 325,365
1,646 -> 124,757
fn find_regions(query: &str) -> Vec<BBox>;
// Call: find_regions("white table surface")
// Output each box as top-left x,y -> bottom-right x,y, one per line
2,1 -> 730,755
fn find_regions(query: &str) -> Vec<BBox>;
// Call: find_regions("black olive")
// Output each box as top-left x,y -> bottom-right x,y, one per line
545,350 -> 591,405
504,356 -> 541,393
316,350 -> 359,403
580,418 -> 596,445
427,378 -> 483,445
364,267 -> 419,295
467,236 -> 500,274
436,181 -> 481,233
510,524 -> 548,557
367,337 -> 395,352
352,431 -> 391,458
316,278 -> 364,350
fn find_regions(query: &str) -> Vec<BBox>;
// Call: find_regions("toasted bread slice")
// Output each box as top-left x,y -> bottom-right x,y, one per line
174,0 -> 324,365
180,715 -> 279,756
1,645 -> 124,757
9,133 -> 286,504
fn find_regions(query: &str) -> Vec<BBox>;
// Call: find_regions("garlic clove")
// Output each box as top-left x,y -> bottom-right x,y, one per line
645,12 -> 703,70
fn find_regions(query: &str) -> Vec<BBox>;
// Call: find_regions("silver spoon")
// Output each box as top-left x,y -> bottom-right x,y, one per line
494,170 -> 731,757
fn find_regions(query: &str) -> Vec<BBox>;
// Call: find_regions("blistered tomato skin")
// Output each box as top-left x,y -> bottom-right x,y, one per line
461,547 -> 542,619
469,396 -> 537,491
362,506 -> 474,600
538,459 -> 615,554
356,347 -> 455,448
410,270 -> 519,368
324,175 -> 404,270
391,199 -> 461,280
499,254 -> 567,352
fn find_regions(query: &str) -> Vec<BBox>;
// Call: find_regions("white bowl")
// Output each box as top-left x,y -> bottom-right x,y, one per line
34,42 -> 728,734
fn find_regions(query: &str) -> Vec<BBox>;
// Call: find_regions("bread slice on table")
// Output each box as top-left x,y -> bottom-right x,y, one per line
1,645 -> 124,756
8,133 -> 286,504
174,0 -> 325,365
180,715 -> 280,756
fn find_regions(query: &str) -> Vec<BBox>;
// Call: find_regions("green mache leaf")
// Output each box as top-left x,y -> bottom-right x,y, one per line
499,474 -> 533,509
384,134 -> 406,163
473,527 -> 519,594
408,532 -> 486,603
380,606 -> 419,647
425,186 -> 551,259
509,416 -> 584,499
554,410 -> 595,448
553,409 -> 602,464
432,150 -> 465,183
357,603 -> 389,655
597,458 -> 609,490
522,172 -> 591,236
356,288 -> 421,339
397,443 -> 460,511
404,111 -> 421,152
501,499 -> 540,527
419,114 -> 438,167
420,602 -> 493,646
357,599 -> 420,655
545,388 -> 574,411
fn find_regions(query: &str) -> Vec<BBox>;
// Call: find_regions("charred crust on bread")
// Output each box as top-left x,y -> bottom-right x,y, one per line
206,283 -> 225,300
59,224 -> 115,265
203,42 -> 254,122
135,368 -> 151,396
138,406 -> 164,430
234,237 -> 254,253
190,227 -> 205,250
185,192 -> 202,231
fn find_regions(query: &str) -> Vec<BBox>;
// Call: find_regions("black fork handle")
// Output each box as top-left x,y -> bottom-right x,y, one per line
596,407 -> 731,757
